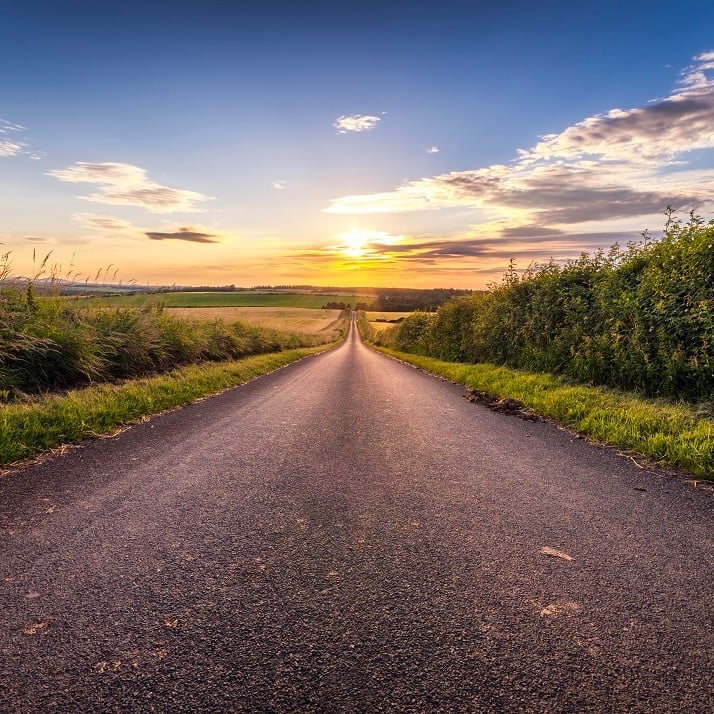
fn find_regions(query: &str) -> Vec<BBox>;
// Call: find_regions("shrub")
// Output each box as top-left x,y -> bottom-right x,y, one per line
384,212 -> 714,402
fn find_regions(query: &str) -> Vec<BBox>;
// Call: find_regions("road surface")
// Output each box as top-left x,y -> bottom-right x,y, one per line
1,318 -> 712,712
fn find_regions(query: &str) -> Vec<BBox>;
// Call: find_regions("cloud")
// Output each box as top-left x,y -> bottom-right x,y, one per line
0,118 -> 35,158
72,212 -> 221,244
0,119 -> 26,134
334,114 -> 381,134
0,118 -> 44,160
73,212 -> 135,231
146,226 -> 218,243
47,162 -> 212,213
324,52 -> 714,230
324,166 -> 507,214
0,140 -> 25,157
678,50 -> 714,89
427,146 -> 440,154
498,224 -> 564,238
272,180 -> 287,190
311,227 -> 643,271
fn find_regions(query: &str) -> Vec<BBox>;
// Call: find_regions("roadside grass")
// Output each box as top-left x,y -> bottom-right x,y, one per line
372,346 -> 714,480
1,285 -> 349,395
0,345 -> 333,468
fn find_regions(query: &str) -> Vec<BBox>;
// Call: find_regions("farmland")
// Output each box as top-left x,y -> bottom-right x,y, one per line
166,307 -> 345,340
78,291 -> 374,310
366,312 -> 413,332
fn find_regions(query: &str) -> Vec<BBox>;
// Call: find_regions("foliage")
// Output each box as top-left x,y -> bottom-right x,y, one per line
356,311 -> 376,342
374,312 -> 432,354
0,289 -> 336,398
376,213 -> 714,402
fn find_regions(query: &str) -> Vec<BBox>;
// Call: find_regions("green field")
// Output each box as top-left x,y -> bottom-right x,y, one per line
77,291 -> 373,309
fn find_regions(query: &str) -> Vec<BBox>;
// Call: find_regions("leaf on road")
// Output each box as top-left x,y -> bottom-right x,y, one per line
22,621 -> 49,635
95,660 -> 122,673
539,546 -> 574,561
539,602 -> 581,617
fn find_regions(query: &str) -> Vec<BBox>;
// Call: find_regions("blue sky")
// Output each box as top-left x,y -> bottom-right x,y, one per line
2,0 -> 714,287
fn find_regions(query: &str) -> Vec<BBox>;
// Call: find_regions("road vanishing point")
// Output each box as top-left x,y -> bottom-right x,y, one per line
1,318 -> 712,712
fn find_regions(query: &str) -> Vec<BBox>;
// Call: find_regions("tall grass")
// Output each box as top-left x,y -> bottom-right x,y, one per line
375,212 -> 714,402
0,277 -> 345,399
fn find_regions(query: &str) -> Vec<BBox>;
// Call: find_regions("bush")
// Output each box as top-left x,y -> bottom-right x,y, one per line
382,212 -> 714,402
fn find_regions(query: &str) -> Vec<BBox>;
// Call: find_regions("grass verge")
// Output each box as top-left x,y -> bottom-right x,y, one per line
0,344 -> 333,468
372,346 -> 714,480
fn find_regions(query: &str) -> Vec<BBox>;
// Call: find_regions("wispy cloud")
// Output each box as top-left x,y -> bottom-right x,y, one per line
73,212 -> 135,231
0,119 -> 26,133
272,180 -> 287,190
325,52 -> 714,232
297,226 -> 644,287
48,162 -> 212,213
0,117 -> 41,159
427,146 -> 440,154
334,114 -> 381,134
0,140 -> 25,157
146,226 -> 219,243
73,212 -> 222,244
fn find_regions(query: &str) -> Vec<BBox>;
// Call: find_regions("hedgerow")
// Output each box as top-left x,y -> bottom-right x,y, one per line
376,212 -> 714,402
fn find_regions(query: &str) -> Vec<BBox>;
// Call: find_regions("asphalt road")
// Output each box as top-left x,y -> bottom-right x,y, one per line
1,318 -> 712,712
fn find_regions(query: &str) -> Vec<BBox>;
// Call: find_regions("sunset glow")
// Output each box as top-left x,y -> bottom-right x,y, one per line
339,230 -> 371,259
1,2 -> 714,288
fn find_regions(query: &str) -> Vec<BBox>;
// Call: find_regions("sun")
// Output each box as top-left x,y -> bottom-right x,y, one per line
338,229 -> 370,258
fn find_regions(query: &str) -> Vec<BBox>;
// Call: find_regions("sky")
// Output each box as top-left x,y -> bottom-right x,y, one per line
2,0 -> 714,289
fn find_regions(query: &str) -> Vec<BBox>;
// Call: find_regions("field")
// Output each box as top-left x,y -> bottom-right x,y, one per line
366,311 -> 413,332
167,307 -> 344,338
79,291 -> 374,309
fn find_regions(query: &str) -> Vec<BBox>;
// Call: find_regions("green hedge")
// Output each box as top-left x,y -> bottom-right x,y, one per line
376,213 -> 714,402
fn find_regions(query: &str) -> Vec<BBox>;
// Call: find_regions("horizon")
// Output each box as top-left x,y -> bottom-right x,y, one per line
2,1 -> 714,289
3,273 -> 478,294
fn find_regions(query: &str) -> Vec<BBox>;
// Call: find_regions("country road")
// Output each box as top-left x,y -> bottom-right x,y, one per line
1,318 -> 712,713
